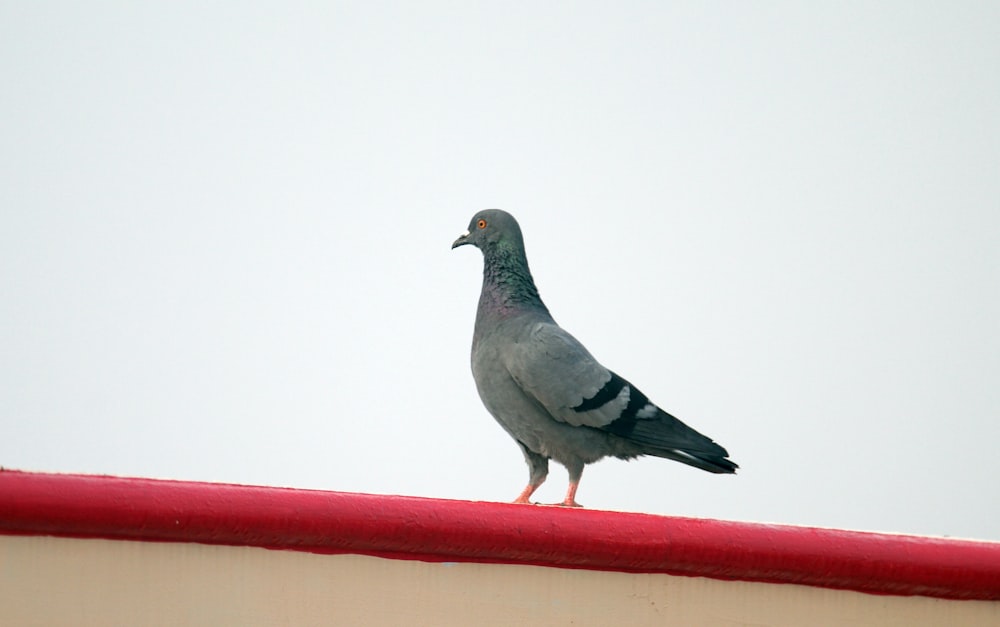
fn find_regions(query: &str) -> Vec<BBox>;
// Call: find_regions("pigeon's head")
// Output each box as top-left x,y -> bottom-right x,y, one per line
452,209 -> 524,252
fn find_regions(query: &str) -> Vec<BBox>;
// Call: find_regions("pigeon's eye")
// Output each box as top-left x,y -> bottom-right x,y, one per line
477,219 -> 487,229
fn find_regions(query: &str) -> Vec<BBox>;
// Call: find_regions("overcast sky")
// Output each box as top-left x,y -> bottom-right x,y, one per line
2,3 -> 998,541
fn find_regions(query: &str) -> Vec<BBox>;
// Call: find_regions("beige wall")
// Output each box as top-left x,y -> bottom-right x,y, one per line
1,535 -> 997,626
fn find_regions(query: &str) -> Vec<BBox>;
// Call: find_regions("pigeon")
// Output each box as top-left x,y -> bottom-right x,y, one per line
452,209 -> 737,507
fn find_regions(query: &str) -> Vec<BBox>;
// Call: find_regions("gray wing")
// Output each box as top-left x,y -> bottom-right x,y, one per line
504,321 -> 737,470
503,321 -> 632,428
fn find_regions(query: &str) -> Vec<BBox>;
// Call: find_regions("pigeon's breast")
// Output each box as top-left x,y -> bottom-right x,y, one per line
470,320 -> 622,464
470,322 -> 548,445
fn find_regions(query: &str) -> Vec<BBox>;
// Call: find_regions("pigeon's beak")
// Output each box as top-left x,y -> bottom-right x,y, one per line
451,230 -> 471,249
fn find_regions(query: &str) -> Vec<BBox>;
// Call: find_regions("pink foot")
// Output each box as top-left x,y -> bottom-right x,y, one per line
546,499 -> 583,508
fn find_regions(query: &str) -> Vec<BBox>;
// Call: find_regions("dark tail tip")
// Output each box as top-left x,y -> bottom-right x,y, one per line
703,456 -> 739,474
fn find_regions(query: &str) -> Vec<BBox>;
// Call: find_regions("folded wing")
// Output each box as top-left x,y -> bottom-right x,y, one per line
505,321 -> 737,473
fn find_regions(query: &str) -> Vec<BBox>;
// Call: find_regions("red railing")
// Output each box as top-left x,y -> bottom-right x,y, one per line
1,470 -> 998,601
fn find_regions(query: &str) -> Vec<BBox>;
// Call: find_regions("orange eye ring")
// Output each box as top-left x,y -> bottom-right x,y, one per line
477,219 -> 487,229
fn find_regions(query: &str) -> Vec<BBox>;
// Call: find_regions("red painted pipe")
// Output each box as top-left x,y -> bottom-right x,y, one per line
1,470 -> 998,600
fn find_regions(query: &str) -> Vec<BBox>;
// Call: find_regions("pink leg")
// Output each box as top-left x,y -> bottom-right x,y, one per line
554,480 -> 583,508
513,484 -> 539,504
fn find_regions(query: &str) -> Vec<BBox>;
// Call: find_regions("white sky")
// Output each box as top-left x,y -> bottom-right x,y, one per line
2,3 -> 998,540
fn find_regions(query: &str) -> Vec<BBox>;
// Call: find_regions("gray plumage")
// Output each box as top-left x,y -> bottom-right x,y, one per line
452,209 -> 737,507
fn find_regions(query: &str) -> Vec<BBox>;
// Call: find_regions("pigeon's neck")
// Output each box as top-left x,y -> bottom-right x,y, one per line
477,242 -> 550,321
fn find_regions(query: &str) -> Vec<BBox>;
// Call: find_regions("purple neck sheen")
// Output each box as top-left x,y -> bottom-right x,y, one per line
477,241 -> 550,319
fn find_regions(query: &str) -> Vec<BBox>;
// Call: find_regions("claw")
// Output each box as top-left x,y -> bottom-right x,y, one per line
548,499 -> 583,507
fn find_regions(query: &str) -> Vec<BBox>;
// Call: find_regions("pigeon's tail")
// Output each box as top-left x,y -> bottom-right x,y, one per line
648,446 -> 738,474
606,404 -> 739,474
